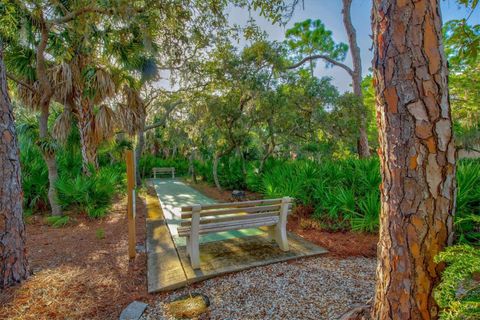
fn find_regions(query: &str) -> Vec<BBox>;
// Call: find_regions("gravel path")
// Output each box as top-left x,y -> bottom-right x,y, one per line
142,256 -> 376,320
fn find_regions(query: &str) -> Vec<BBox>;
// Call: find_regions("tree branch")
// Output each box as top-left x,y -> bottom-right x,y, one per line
144,100 -> 181,131
6,73 -> 36,93
48,7 -> 115,24
287,54 -> 353,76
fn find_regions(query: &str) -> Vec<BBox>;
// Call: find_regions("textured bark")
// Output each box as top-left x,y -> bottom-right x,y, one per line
78,99 -> 98,174
0,42 -> 29,288
342,0 -> 370,158
371,1 -> 456,319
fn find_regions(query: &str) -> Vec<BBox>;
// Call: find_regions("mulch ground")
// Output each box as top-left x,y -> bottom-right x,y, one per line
0,181 -> 378,319
0,194 -> 153,320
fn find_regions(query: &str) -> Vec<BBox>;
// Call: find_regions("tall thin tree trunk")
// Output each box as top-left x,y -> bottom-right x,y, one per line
152,141 -> 159,157
36,16 -> 62,216
172,145 -> 178,158
213,153 -> 221,190
342,0 -> 371,158
38,107 -> 62,216
189,148 -> 197,184
135,116 -> 146,186
0,42 -> 29,288
78,99 -> 98,174
260,118 -> 276,173
371,1 -> 455,319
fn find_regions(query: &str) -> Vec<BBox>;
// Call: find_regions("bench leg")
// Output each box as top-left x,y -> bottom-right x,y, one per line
185,236 -> 191,257
275,197 -> 290,251
274,223 -> 289,251
190,235 -> 200,269
190,206 -> 201,269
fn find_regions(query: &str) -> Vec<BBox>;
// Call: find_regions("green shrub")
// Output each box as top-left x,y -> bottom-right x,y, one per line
45,216 -> 70,228
347,191 -> 380,233
18,120 -> 127,218
435,245 -> 480,320
20,138 -> 49,210
455,160 -> 480,244
96,228 -> 106,239
56,166 -> 124,218
257,158 -> 381,232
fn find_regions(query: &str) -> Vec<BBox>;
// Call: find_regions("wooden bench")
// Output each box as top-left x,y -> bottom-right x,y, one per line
178,197 -> 292,269
152,167 -> 175,179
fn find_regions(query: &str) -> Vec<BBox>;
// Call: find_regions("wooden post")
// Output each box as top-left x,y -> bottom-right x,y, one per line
126,150 -> 136,259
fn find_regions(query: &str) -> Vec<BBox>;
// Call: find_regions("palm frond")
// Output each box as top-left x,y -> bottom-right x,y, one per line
95,104 -> 116,142
17,80 -> 41,110
52,110 -> 72,144
51,62 -> 73,104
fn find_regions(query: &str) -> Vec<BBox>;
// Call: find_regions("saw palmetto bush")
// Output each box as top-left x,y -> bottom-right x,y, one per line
254,157 -> 478,239
18,114 -> 126,218
455,160 -> 480,244
56,165 -> 125,218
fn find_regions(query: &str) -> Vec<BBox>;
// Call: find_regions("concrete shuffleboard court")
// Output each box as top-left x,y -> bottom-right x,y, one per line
146,179 -> 328,293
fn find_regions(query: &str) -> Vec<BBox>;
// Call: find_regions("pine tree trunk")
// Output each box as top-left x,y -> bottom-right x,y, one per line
371,1 -> 456,319
342,0 -> 371,158
78,99 -> 98,174
0,42 -> 29,288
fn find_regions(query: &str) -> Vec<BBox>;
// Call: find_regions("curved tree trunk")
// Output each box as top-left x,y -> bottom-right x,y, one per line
0,43 -> 29,288
371,1 -> 455,319
213,153 -> 221,191
36,17 -> 62,216
342,0 -> 371,158
38,107 -> 62,216
78,99 -> 98,174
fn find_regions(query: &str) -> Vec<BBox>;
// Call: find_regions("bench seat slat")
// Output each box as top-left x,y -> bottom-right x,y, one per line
181,204 -> 283,219
178,216 -> 279,236
181,198 -> 285,212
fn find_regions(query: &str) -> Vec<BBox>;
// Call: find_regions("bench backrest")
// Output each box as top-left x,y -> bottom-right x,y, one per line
180,197 -> 292,227
152,167 -> 175,178
153,167 -> 175,172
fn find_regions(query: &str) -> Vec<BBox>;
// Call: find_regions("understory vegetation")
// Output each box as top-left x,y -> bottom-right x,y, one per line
19,114 -> 127,219
191,156 -> 479,243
